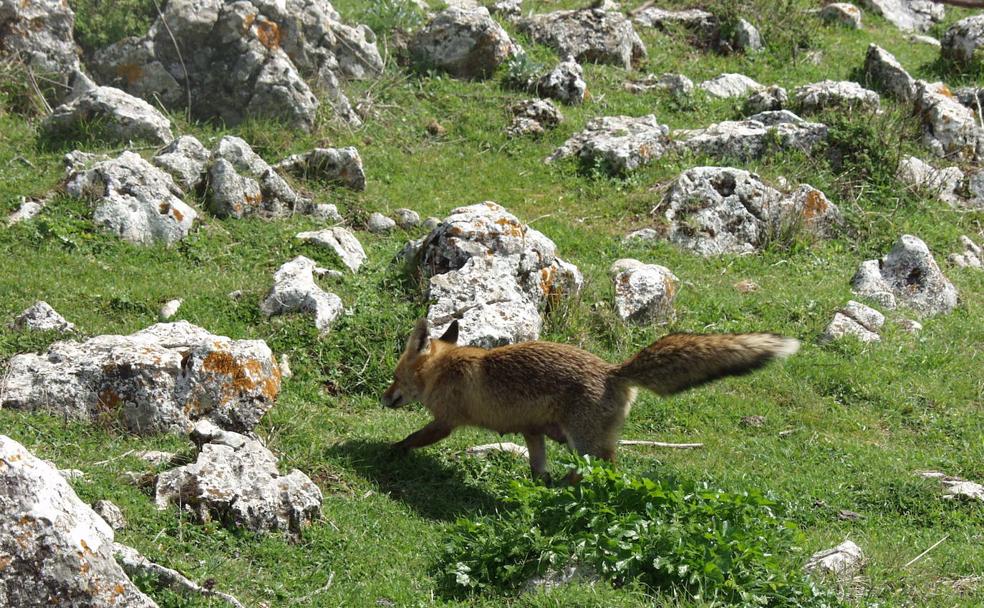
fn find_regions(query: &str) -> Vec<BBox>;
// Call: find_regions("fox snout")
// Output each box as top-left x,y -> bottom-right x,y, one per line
381,384 -> 406,409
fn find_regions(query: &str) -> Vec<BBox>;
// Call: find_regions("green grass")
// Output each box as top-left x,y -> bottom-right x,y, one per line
1,0 -> 983,606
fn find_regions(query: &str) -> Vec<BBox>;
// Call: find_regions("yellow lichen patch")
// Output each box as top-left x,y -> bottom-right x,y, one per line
254,18 -> 281,50
448,225 -> 464,236
801,189 -> 828,219
494,217 -> 524,237
242,12 -> 256,33
80,539 -> 92,555
540,267 -> 557,298
201,351 -> 279,401
113,583 -> 126,597
0,555 -> 12,571
115,63 -> 144,85
183,399 -> 204,417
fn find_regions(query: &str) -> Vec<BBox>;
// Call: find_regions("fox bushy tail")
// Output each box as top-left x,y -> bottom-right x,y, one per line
615,333 -> 800,396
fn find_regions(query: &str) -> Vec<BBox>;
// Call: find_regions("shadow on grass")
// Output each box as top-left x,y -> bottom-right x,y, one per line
326,439 -> 502,522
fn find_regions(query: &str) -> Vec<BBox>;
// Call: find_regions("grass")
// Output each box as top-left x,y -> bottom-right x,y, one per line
1,0 -> 983,606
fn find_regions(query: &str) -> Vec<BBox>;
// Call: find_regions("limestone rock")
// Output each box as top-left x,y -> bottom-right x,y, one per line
152,135 -> 211,192
158,299 -> 182,321
547,115 -> 670,174
804,540 -> 865,578
410,7 -> 518,79
896,156 -> 964,205
608,258 -> 644,278
633,7 -> 717,46
915,81 -> 984,162
0,0 -> 84,106
155,421 -> 322,535
41,86 -> 173,146
10,301 -> 75,333
393,208 -> 421,229
672,112 -> 828,162
1,321 -> 282,435
92,500 -> 127,531
261,256 -> 343,333
411,202 -> 582,347
948,235 -> 983,269
745,85 -> 788,114
821,301 -> 885,343
507,98 -> 563,137
863,44 -> 917,102
368,212 -> 396,233
731,19 -> 762,53
518,8 -> 646,70
793,80 -> 880,114
851,234 -> 958,316
624,73 -> 694,96
658,167 -> 840,256
0,436 -> 158,607
207,136 -> 306,219
312,203 -> 343,223
296,227 -> 367,272
699,73 -> 763,99
858,0 -> 943,32
612,262 -> 679,324
7,198 -> 46,225
820,3 -> 863,29
66,151 -> 196,246
274,147 -> 366,191
536,56 -> 586,104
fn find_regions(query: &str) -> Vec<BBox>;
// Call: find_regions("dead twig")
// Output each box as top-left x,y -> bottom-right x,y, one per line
902,535 -> 949,569
618,439 -> 704,449
289,571 -> 335,605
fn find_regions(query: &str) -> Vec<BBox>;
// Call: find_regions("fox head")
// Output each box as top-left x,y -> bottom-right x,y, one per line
381,318 -> 459,409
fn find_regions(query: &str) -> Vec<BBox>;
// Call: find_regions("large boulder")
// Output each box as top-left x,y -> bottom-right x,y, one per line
858,0 -> 943,32
410,7 -> 518,79
942,16 -> 984,67
41,86 -> 173,145
1,321 -> 282,435
914,82 -> 984,162
793,80 -> 880,114
518,9 -> 646,70
65,151 -> 197,246
863,44 -> 917,102
672,111 -> 828,162
207,136 -> 307,219
260,256 -> 344,333
404,202 -> 582,347
89,0 -> 380,129
0,436 -> 159,607
155,421 -> 321,535
851,234 -> 958,316
0,0 -> 86,106
657,167 -> 840,256
275,147 -> 366,191
547,115 -> 670,174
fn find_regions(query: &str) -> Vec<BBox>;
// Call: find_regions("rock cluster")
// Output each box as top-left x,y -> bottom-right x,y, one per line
155,421 -> 322,535
673,111 -> 828,162
207,136 -> 307,219
1,321 -> 282,435
822,300 -> 886,343
851,234 -> 958,316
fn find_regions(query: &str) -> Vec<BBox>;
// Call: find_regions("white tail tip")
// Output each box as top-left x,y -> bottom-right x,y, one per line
775,337 -> 800,358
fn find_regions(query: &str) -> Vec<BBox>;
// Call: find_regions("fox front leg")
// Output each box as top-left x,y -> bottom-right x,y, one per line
522,433 -> 550,483
392,420 -> 452,452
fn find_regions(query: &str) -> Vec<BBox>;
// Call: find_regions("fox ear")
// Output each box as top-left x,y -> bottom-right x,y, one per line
407,318 -> 430,354
438,320 -> 459,345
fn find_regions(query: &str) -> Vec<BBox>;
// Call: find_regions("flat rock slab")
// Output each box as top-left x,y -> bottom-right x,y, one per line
66,151 -> 196,246
261,256 -> 344,333
672,111 -> 828,162
822,300 -> 886,343
410,7 -> 518,79
9,301 -> 75,333
657,167 -> 840,256
1,321 -> 281,435
42,86 -> 173,145
296,227 -> 367,272
793,80 -> 880,114
699,73 -> 763,99
0,436 -> 159,607
851,234 -> 958,315
274,147 -> 366,191
518,9 -> 646,70
548,115 -> 670,174
155,421 -> 322,535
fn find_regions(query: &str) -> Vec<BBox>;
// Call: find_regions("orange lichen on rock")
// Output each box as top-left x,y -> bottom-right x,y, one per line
115,63 -> 144,85
254,18 -> 281,50
201,350 -> 281,401
801,189 -> 828,219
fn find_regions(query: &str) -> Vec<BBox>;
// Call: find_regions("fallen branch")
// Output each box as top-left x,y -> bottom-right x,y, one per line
289,571 -> 335,605
902,535 -> 949,569
619,439 -> 704,449
114,543 -> 246,608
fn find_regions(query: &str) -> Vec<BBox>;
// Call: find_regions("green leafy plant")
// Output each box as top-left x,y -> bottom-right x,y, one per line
441,459 -> 840,606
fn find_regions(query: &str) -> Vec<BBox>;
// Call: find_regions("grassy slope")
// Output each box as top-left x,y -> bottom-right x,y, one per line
1,0 -> 982,606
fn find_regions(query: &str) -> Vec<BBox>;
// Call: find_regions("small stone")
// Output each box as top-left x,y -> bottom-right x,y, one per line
92,500 -> 127,531
367,212 -> 396,233
897,318 -> 923,334
311,204 -> 343,223
152,135 -> 210,192
612,263 -> 679,324
10,301 -> 75,333
837,509 -> 863,521
7,198 -> 46,225
274,147 -> 366,191
745,85 -> 788,114
296,227 -> 367,273
732,19 -> 763,53
507,98 -> 563,137
422,217 -> 441,231
261,257 -> 344,334
793,80 -> 880,114
392,208 -> 421,229
426,119 -> 446,136
537,56 -> 587,104
896,156 -> 964,205
699,73 -> 764,99
135,450 -> 176,467
279,354 -> 292,379
942,15 -> 984,66
410,7 -> 519,79
624,73 -> 694,96
804,540 -> 864,578
851,234 -> 958,316
741,415 -> 766,427
625,228 -> 659,241
734,280 -> 760,293
547,115 -> 670,174
158,299 -> 182,321
819,3 -> 863,29
863,44 -> 917,102
228,290 -> 244,300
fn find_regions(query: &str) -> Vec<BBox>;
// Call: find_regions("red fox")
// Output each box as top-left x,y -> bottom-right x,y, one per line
382,319 -> 799,480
